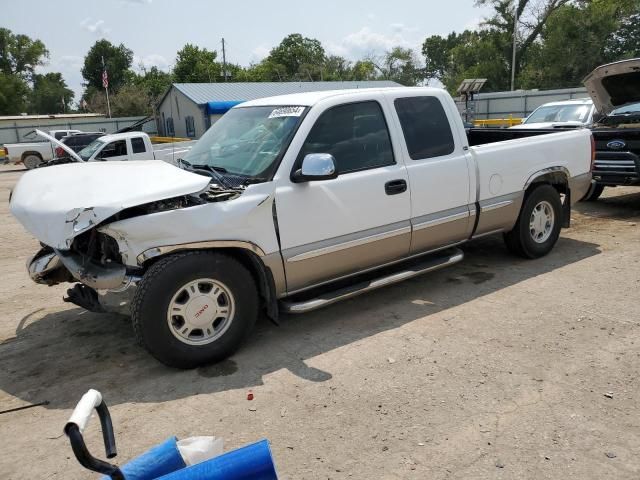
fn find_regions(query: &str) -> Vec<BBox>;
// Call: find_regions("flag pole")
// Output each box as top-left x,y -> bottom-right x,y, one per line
102,56 -> 112,118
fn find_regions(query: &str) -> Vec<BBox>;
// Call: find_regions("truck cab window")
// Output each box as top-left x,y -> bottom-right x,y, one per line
100,140 -> 127,159
131,137 -> 146,153
394,97 -> 455,159
299,101 -> 395,174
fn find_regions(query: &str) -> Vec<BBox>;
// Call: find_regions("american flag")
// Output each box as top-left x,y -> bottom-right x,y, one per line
102,69 -> 109,89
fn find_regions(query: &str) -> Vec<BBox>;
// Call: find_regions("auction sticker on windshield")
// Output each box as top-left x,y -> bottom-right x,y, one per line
268,106 -> 305,118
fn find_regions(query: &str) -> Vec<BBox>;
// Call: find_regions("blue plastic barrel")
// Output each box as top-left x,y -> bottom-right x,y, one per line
156,439 -> 277,480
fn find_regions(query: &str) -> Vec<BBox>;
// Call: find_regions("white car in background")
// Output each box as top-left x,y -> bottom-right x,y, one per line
513,98 -> 596,129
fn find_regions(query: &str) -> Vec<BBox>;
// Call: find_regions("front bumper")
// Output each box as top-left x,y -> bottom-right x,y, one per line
593,151 -> 640,186
27,247 -> 140,315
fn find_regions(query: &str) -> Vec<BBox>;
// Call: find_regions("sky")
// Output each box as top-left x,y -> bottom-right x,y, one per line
2,0 -> 493,102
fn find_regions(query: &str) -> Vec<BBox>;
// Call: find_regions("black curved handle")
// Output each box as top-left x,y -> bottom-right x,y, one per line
64,394 -> 124,479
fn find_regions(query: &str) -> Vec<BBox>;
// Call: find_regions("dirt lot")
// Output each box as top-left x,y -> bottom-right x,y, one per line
0,164 -> 638,479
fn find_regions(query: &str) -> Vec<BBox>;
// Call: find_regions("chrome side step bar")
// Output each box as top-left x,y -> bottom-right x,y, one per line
281,248 -> 464,314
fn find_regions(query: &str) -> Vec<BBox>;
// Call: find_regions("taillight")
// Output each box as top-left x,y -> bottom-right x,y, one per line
590,135 -> 596,172
55,146 -> 65,157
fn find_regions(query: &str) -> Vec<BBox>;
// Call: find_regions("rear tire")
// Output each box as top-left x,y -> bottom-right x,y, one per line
504,184 -> 562,259
131,251 -> 259,369
23,154 -> 43,169
581,184 -> 605,202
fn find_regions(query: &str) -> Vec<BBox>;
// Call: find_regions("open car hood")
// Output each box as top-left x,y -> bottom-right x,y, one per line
583,58 -> 640,115
10,160 -> 210,250
35,128 -> 83,162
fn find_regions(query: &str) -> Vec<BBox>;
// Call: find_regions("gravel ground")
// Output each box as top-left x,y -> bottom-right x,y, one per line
0,164 -> 638,479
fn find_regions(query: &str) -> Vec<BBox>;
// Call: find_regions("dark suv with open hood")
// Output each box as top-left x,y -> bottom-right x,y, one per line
582,59 -> 640,201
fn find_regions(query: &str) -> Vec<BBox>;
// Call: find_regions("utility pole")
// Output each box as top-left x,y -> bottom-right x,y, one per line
511,0 -> 518,91
221,38 -> 227,82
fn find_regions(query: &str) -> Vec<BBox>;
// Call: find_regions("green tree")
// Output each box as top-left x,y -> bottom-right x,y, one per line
323,55 -> 351,80
128,66 -> 173,103
349,60 -> 377,80
606,11 -> 640,59
374,47 -> 424,86
0,72 -> 29,114
29,72 -> 73,114
0,28 -> 48,114
173,44 -> 220,82
0,28 -> 48,79
82,39 -> 133,92
267,34 -> 326,80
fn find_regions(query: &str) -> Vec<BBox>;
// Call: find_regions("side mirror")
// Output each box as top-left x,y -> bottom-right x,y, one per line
292,153 -> 338,183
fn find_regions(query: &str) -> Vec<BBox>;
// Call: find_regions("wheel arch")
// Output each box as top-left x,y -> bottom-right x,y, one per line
523,167 -> 571,227
21,151 -> 44,162
138,242 -> 280,323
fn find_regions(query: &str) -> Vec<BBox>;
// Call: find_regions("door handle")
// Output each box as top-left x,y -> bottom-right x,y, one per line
385,179 -> 407,195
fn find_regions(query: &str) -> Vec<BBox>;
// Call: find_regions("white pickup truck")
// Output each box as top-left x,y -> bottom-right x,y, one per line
42,130 -> 195,165
10,87 -> 593,368
3,129 -> 83,168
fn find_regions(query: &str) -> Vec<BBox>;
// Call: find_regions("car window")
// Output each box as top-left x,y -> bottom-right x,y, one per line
100,140 -> 127,159
298,101 -> 394,174
131,137 -> 146,154
394,96 -> 455,159
54,131 -> 67,140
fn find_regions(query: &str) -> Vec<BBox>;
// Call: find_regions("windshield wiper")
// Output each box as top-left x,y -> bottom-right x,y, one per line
192,164 -> 228,173
179,160 -> 232,188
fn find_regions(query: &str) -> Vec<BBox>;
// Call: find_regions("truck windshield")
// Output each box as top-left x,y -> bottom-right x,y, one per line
183,106 -> 306,178
611,102 -> 640,115
525,104 -> 591,124
78,138 -> 105,161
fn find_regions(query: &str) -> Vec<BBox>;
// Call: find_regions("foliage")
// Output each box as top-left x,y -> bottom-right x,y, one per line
0,28 -> 49,114
423,0 -> 640,94
82,39 -> 133,92
373,47 -> 424,86
0,28 -> 48,80
29,72 -> 73,114
0,72 -> 29,114
173,44 -> 219,82
266,34 -> 326,80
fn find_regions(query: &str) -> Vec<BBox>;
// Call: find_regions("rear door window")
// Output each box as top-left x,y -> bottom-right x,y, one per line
299,101 -> 395,174
131,137 -> 146,153
394,96 -> 455,159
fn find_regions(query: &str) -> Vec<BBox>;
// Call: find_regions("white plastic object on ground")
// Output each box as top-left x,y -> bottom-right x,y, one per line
177,436 -> 224,466
67,389 -> 102,433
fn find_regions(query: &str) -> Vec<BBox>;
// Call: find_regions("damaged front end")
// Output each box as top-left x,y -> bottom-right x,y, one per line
25,183 -> 249,315
27,229 -> 142,314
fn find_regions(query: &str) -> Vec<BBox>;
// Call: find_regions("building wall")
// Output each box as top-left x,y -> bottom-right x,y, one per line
157,87 -> 207,139
470,87 -> 589,120
0,116 -> 155,145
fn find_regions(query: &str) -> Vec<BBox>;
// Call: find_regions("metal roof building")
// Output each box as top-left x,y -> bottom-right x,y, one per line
156,81 -> 401,139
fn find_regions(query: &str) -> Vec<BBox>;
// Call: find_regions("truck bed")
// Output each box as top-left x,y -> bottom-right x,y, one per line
467,127 -> 581,147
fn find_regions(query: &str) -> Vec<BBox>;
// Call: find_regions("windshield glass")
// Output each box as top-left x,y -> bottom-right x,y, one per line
525,104 -> 592,124
78,138 -> 106,161
183,106 -> 306,178
611,102 -> 640,115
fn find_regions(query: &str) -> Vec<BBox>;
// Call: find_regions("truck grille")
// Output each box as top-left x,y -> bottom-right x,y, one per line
593,151 -> 639,178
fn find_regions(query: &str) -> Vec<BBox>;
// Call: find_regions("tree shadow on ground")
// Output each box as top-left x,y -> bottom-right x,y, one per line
0,232 -> 602,410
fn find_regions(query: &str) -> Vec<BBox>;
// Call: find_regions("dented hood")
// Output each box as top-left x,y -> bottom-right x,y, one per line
584,58 -> 640,115
10,160 -> 209,250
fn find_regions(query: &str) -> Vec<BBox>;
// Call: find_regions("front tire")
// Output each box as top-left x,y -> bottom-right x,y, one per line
132,251 -> 259,368
581,184 -> 605,202
504,184 -> 562,259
